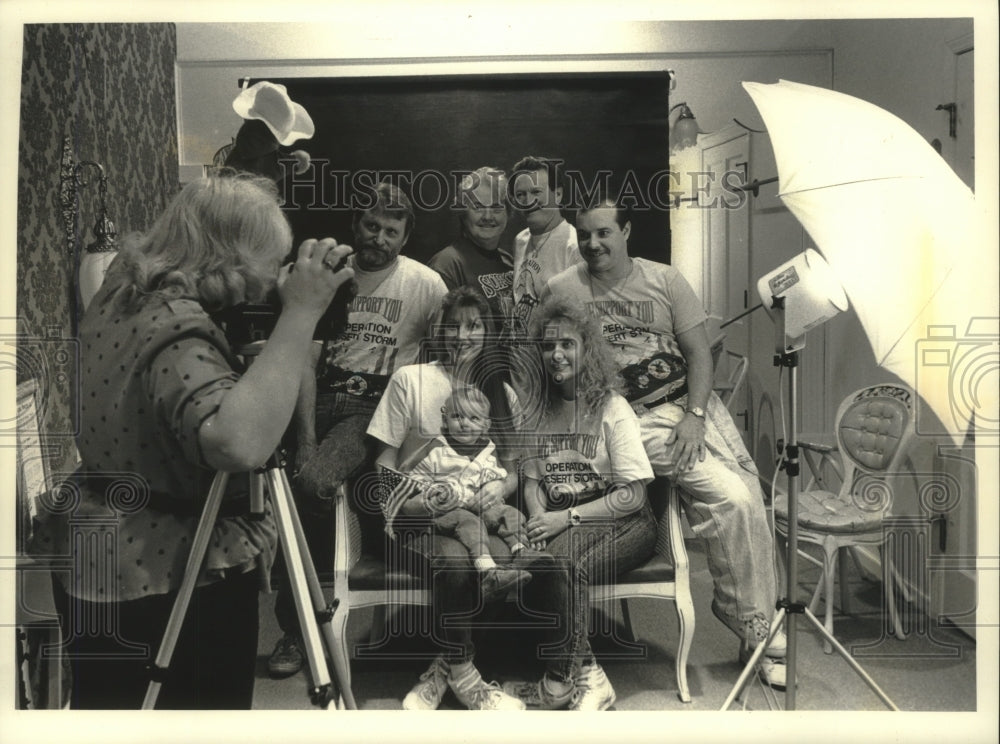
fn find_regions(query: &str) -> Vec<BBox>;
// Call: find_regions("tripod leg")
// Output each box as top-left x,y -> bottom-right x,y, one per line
800,606 -> 899,710
264,468 -> 339,708
142,472 -> 229,709
719,607 -> 788,711
273,469 -> 358,710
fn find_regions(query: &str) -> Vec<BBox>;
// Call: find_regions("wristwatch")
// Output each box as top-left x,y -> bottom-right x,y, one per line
686,406 -> 706,419
568,507 -> 583,526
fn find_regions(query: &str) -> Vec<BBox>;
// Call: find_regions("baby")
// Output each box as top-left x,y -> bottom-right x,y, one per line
409,386 -> 553,600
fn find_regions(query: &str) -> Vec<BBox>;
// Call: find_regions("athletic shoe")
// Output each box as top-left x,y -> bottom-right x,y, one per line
266,634 -> 304,678
502,674 -> 574,710
481,567 -> 531,601
510,547 -> 557,573
569,663 -> 616,711
739,645 -> 789,690
402,655 -> 449,710
448,664 -> 526,710
711,601 -> 787,658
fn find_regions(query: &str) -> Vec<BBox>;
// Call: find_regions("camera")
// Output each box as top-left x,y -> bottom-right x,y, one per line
214,257 -> 357,350
914,317 -> 999,438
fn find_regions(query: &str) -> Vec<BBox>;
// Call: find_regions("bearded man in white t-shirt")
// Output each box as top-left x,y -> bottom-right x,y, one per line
545,193 -> 789,690
268,181 -> 447,677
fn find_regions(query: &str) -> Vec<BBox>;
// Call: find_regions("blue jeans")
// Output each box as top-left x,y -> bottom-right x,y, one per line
521,503 -> 657,681
276,392 -> 379,635
638,400 -> 777,624
400,531 -> 516,664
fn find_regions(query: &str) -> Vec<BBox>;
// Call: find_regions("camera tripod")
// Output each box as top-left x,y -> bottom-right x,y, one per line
720,349 -> 898,711
141,451 -> 356,710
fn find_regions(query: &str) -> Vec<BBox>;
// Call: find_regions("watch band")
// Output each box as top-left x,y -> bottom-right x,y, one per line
686,406 -> 706,419
568,507 -> 583,526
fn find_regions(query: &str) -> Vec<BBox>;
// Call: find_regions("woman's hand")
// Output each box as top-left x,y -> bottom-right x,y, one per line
666,414 -> 707,472
277,239 -> 355,323
526,511 -> 569,546
467,479 -> 507,514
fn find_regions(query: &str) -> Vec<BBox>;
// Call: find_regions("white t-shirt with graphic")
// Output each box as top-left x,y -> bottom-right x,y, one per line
522,393 -> 653,508
546,258 -> 707,407
511,218 -> 581,330
317,255 -> 447,400
367,360 -> 521,468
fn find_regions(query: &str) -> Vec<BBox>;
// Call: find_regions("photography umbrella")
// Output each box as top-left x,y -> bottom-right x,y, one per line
743,79 -> 998,445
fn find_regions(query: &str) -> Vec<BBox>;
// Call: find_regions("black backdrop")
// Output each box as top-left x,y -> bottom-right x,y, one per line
267,72 -> 673,265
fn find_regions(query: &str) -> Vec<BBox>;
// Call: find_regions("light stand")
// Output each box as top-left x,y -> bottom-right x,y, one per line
720,250 -> 897,711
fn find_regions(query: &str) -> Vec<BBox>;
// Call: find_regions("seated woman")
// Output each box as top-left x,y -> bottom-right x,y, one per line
503,295 -> 657,711
366,286 -> 530,711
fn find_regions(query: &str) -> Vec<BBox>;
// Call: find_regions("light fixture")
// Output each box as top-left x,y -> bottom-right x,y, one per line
670,102 -> 701,152
60,137 -> 119,313
756,248 -> 849,354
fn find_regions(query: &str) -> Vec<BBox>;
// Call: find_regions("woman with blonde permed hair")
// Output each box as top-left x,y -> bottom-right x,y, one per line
33,171 -> 355,709
503,295 -> 657,711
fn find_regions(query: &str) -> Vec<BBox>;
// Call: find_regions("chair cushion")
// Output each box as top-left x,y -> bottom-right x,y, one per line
348,555 -> 425,591
774,489 -> 884,534
613,555 -> 676,584
348,554 -> 676,589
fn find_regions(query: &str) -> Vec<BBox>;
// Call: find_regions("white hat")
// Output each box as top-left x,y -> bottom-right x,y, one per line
232,81 -> 315,146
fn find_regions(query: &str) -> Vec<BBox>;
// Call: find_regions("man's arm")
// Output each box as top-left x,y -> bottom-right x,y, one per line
670,321 -> 712,471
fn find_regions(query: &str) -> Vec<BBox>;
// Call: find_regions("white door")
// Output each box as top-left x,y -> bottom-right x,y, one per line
699,126 -> 751,446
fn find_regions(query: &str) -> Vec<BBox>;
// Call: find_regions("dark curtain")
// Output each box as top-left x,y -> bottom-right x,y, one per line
266,73 -> 672,264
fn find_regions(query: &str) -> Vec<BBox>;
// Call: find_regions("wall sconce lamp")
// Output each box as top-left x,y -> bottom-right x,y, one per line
60,137 -> 119,313
670,102 -> 701,153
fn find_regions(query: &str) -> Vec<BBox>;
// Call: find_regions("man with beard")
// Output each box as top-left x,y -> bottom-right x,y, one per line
266,181 -> 448,677
428,166 -> 515,326
509,155 -> 582,333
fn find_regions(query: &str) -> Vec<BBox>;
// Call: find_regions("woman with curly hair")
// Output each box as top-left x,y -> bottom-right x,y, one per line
503,295 -> 657,711
33,172 -> 354,708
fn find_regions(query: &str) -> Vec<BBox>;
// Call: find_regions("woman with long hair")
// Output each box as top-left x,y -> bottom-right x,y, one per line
367,285 -> 535,711
32,172 -> 354,708
503,294 -> 657,711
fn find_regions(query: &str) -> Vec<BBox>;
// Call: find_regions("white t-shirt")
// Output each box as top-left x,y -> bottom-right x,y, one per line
317,255 -> 447,400
521,393 -> 653,508
511,218 -> 581,330
367,361 -> 521,468
546,258 -> 707,407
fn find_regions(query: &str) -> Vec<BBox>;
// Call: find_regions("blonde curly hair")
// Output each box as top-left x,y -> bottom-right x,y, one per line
529,295 -> 623,418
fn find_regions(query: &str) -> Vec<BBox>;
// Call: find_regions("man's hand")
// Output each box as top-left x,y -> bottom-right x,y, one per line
666,414 -> 707,472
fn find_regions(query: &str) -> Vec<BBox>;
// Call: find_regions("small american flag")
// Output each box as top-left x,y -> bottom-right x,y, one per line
378,465 -> 426,537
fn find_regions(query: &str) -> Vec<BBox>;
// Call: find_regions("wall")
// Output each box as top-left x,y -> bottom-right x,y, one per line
16,23 -> 179,472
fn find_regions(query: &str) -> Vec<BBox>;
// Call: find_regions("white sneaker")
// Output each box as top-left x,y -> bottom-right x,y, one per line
502,674 -> 574,710
448,664 -> 526,711
739,645 -> 789,690
402,655 -> 449,710
569,663 -> 616,711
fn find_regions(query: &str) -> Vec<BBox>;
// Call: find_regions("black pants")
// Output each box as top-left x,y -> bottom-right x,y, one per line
52,569 -> 260,709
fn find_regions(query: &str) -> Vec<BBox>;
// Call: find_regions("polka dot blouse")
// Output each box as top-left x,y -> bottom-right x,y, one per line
32,288 -> 279,602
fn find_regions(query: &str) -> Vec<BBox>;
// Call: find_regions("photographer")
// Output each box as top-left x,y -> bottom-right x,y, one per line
33,172 -> 354,708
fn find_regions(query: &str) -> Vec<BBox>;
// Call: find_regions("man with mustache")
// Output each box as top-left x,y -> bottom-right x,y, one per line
267,181 -> 448,678
509,156 -> 583,333
428,166 -> 515,325
544,191 -> 789,691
